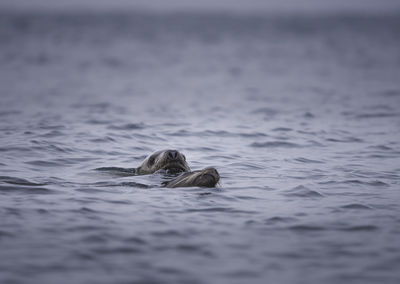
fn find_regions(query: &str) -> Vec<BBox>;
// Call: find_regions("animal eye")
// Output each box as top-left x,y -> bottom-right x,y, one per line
148,156 -> 155,165
182,155 -> 186,161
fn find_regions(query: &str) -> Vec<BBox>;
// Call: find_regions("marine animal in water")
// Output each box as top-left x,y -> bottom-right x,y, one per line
135,149 -> 190,175
162,167 -> 220,188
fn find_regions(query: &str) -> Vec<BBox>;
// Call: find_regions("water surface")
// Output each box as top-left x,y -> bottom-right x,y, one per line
1,10 -> 400,284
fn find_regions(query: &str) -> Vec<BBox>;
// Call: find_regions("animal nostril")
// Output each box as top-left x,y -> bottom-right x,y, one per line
168,150 -> 177,159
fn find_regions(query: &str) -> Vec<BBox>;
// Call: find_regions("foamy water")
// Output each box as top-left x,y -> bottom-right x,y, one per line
1,11 -> 400,284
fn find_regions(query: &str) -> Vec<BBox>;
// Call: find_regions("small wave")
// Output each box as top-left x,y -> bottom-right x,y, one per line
66,224 -> 108,232
284,185 -> 324,198
27,143 -> 76,154
46,144 -> 76,153
238,132 -> 268,138
319,179 -> 389,187
251,107 -> 278,116
89,136 -> 116,143
341,203 -> 373,210
0,146 -> 32,153
303,112 -> 315,118
289,225 -> 326,231
51,157 -> 99,165
326,137 -> 363,143
271,252 -> 304,259
367,145 -> 394,151
86,119 -> 111,125
71,102 -> 111,110
93,181 -> 149,189
339,225 -> 378,231
167,129 -> 232,137
226,162 -> 264,170
37,208 -> 49,214
152,230 -> 186,237
124,237 -> 147,245
91,247 -> 142,255
0,230 -> 14,238
369,180 -> 389,187
4,207 -> 20,216
265,216 -> 298,224
26,160 -> 63,167
250,141 -> 302,148
381,89 -> 400,97
78,207 -> 98,213
119,182 -> 150,188
107,123 -> 146,130
224,270 -> 259,278
95,167 -> 136,174
367,154 -> 400,159
294,157 -> 324,164
72,252 -> 96,261
343,180 -> 389,187
39,130 -> 65,138
272,127 -> 292,132
157,266 -> 189,275
38,124 -> 65,130
81,234 -> 108,243
175,244 -> 213,256
75,187 -> 112,193
0,185 -> 53,194
355,113 -> 398,119
234,195 -> 258,200
0,176 -> 46,186
185,207 -> 255,214
0,110 -> 20,117
184,146 -> 217,152
87,149 -> 129,156
106,199 -> 134,204
157,122 -> 190,127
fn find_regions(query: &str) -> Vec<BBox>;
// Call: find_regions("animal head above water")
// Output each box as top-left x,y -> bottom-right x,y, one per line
136,149 -> 190,175
163,167 -> 220,188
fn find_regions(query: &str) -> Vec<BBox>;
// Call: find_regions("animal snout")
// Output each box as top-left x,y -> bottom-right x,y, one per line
167,150 -> 178,160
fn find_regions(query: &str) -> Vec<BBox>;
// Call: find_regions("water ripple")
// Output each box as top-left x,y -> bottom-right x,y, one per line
0,185 -> 54,194
89,136 -> 116,143
251,107 -> 278,116
271,127 -> 292,132
355,113 -> 398,119
283,185 -> 324,198
185,207 -> 256,214
326,137 -> 363,143
0,146 -> 32,152
250,141 -> 302,148
25,160 -> 63,167
38,130 -> 65,138
0,176 -> 46,186
339,225 -> 378,231
319,180 -> 389,187
265,216 -> 298,224
340,203 -> 373,210
293,157 -> 324,164
107,123 -> 146,130
91,246 -> 142,255
289,225 -> 326,231
0,230 -> 14,238
93,181 -> 149,189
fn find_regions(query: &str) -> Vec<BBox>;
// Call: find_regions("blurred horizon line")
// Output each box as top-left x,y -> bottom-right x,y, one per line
1,0 -> 400,16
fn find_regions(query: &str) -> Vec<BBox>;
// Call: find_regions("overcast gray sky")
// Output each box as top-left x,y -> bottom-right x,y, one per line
1,0 -> 400,14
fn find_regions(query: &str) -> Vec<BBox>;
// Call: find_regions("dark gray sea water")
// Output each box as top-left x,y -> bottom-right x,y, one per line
1,9 -> 400,284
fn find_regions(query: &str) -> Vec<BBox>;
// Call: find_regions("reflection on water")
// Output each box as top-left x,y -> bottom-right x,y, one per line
1,10 -> 400,284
